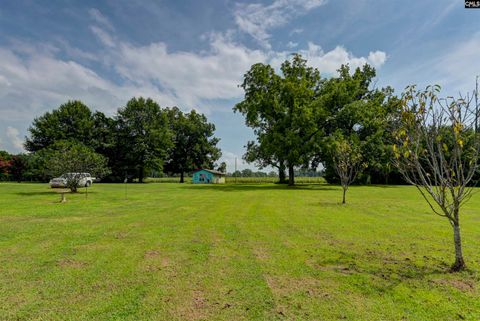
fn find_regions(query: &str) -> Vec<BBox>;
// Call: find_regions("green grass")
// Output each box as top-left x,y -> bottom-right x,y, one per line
145,176 -> 326,184
1,182 -> 480,320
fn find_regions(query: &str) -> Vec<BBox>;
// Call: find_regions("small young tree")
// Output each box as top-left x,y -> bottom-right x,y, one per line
330,134 -> 363,204
217,162 -> 227,173
44,141 -> 110,192
394,85 -> 480,271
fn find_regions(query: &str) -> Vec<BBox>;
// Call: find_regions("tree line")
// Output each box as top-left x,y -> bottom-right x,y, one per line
0,98 -> 222,183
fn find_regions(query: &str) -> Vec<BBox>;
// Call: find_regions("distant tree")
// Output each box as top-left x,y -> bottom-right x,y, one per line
9,155 -> 28,182
268,171 -> 277,177
329,133 -> 363,204
232,170 -> 242,177
91,111 -> 121,181
241,168 -> 253,177
43,141 -> 110,192
0,152 -> 11,180
235,54 -> 324,186
217,162 -> 227,173
394,85 -> 480,271
116,97 -> 172,183
244,141 -> 287,183
164,107 -> 221,182
25,101 -> 95,152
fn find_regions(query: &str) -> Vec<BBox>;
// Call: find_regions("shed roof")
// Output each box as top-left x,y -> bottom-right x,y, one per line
193,168 -> 226,176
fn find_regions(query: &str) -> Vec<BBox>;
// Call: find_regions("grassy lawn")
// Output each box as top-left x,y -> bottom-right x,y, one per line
1,182 -> 480,320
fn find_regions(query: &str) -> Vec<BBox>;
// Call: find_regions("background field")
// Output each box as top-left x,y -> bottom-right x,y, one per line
1,182 -> 480,320
144,177 -> 326,184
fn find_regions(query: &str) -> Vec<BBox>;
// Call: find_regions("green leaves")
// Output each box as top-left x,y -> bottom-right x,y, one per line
25,101 -> 95,152
116,98 -> 173,182
42,140 -> 110,192
163,107 -> 221,179
235,54 -> 324,182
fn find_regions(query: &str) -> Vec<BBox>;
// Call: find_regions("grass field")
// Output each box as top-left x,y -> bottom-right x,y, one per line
1,182 -> 480,320
145,176 -> 326,184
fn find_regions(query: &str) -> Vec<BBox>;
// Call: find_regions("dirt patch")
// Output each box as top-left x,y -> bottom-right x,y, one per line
144,250 -> 160,259
57,258 -> 86,269
161,257 -> 170,268
316,264 -> 355,275
433,278 -> 476,292
252,246 -> 270,261
265,275 -> 332,298
176,289 -> 210,320
142,250 -> 171,272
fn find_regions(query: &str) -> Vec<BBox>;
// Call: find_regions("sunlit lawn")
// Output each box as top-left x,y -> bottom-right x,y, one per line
1,182 -> 480,320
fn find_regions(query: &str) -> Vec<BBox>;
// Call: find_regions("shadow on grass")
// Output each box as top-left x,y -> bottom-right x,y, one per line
15,191 -> 58,196
15,190 -> 98,196
183,183 -> 337,192
315,252 -> 471,295
360,184 -> 403,189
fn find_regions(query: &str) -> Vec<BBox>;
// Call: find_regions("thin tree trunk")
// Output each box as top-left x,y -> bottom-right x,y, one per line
342,187 -> 346,204
139,166 -> 144,183
451,221 -> 466,271
288,165 -> 295,186
278,161 -> 287,184
180,171 -> 184,183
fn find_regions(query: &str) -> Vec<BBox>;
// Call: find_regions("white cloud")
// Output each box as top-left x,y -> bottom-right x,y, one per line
113,33 -> 266,107
89,8 -> 114,30
289,28 -> 304,36
270,42 -> 387,74
234,0 -> 327,48
90,26 -> 116,48
367,51 -> 387,68
0,46 -> 177,123
0,31 -> 386,126
286,41 -> 298,49
6,126 -> 23,151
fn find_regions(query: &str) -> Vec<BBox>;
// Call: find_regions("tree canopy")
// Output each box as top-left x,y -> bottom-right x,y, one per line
164,107 -> 221,182
25,101 -> 95,152
235,54 -> 324,185
116,97 -> 173,183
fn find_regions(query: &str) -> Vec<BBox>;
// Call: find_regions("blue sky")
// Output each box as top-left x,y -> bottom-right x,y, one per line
0,0 -> 478,171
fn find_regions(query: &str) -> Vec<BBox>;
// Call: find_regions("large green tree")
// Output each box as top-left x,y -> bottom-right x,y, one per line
315,65 -> 399,184
25,101 -> 95,152
235,54 -> 324,185
116,97 -> 172,183
164,107 -> 221,183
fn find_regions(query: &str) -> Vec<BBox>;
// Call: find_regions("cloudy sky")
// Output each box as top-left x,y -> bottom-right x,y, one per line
0,0 -> 478,170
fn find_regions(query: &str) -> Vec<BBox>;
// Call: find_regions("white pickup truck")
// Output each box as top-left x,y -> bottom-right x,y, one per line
49,173 -> 96,188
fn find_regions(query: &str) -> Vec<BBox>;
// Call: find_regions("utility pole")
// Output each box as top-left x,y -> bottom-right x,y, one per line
235,157 -> 237,184
476,76 -> 479,133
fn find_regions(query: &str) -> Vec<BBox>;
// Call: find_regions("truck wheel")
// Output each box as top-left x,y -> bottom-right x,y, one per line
85,181 -> 92,187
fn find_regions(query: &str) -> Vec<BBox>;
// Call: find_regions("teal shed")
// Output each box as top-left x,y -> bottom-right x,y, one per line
192,169 -> 226,184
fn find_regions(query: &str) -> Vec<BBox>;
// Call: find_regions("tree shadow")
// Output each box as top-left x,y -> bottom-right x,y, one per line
15,190 -> 98,196
15,191 -> 58,196
360,184 -> 403,189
